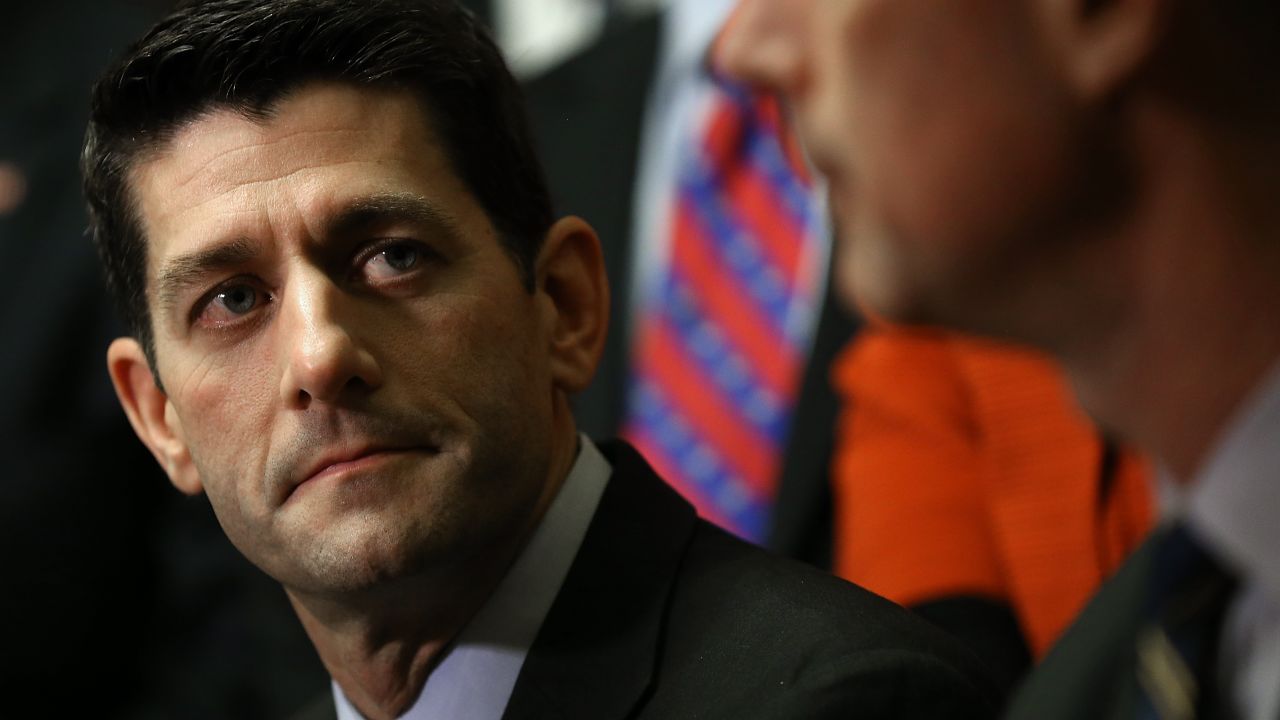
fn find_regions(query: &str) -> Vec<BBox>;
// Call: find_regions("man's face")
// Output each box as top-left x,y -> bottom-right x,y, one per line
719,0 -> 1097,332
123,83 -> 561,595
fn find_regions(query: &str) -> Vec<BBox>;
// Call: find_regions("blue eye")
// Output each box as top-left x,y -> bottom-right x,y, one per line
382,244 -> 419,271
216,284 -> 259,314
194,280 -> 269,328
363,241 -> 424,282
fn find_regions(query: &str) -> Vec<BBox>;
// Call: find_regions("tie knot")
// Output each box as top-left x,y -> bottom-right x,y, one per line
1148,524 -> 1236,626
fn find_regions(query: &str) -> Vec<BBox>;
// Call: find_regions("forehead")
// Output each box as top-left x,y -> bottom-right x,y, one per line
129,82 -> 481,280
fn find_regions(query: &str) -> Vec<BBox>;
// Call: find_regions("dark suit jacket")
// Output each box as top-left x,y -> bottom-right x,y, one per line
1004,528 -> 1166,719
501,440 -> 997,718
523,13 -> 860,568
298,441 -> 998,719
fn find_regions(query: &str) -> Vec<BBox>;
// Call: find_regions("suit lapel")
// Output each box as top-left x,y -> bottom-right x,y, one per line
1006,527 -> 1169,719
501,441 -> 698,720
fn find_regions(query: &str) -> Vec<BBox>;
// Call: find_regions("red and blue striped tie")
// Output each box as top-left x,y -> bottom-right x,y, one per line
624,79 -> 822,542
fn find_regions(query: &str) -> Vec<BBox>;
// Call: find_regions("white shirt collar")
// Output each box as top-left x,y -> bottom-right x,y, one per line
662,0 -> 736,77
334,434 -> 613,719
1165,360 -> 1280,602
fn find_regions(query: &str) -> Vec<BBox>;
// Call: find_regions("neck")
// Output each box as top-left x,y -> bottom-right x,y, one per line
287,407 -> 582,719
1058,102 -> 1280,481
287,571 -> 484,719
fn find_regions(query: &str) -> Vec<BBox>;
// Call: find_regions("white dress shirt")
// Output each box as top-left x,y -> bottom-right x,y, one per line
333,435 -> 612,720
1162,361 -> 1280,720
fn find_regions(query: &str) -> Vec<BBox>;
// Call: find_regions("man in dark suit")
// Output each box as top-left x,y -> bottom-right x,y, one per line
84,1 -> 995,718
719,0 -> 1280,718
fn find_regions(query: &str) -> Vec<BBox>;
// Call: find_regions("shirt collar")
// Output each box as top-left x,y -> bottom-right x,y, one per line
334,434 -> 613,719
661,0 -> 736,78
1168,360 -> 1280,602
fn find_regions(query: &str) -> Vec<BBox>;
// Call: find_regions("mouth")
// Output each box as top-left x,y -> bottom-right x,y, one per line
284,444 -> 433,505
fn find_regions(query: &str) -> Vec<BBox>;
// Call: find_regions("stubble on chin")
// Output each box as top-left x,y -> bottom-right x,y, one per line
833,209 -> 927,325
267,449 -> 478,596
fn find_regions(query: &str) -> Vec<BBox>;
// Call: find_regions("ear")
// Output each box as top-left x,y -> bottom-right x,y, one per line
533,216 -> 610,394
107,338 -> 204,495
1036,0 -> 1168,100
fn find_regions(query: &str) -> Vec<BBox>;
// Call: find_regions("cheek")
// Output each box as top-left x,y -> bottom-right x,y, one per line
806,0 -> 965,223
839,5 -> 1073,249
168,345 -> 278,480
393,293 -> 546,403
825,0 -> 940,138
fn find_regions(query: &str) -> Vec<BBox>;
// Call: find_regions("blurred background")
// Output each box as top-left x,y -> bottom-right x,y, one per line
2,0 -> 1152,716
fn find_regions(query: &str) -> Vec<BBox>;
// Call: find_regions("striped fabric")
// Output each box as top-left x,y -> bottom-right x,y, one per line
623,79 -> 822,541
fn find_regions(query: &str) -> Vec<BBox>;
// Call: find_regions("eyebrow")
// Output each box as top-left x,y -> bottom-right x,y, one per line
151,192 -> 464,315
154,236 -> 259,315
328,192 -> 465,244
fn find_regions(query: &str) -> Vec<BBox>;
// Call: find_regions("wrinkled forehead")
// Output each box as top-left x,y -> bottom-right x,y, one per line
128,83 -> 463,268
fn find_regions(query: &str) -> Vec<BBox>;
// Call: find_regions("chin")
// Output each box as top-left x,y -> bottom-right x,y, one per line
836,242 -> 924,326
837,210 -> 997,333
275,513 -> 442,595
833,210 -> 903,320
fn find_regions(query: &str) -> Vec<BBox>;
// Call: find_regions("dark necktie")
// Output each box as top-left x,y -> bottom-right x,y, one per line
1135,524 -> 1238,720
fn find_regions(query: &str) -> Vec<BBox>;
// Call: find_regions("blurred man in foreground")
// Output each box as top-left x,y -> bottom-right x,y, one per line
84,1 -> 996,718
721,1 -> 1280,717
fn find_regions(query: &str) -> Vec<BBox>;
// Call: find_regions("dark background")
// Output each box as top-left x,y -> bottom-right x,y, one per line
0,1 -> 490,716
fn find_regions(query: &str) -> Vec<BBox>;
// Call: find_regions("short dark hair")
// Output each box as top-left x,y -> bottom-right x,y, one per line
83,0 -> 554,365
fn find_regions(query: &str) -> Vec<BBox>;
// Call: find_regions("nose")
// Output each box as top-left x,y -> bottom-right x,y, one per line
713,0 -> 811,97
278,270 -> 383,408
